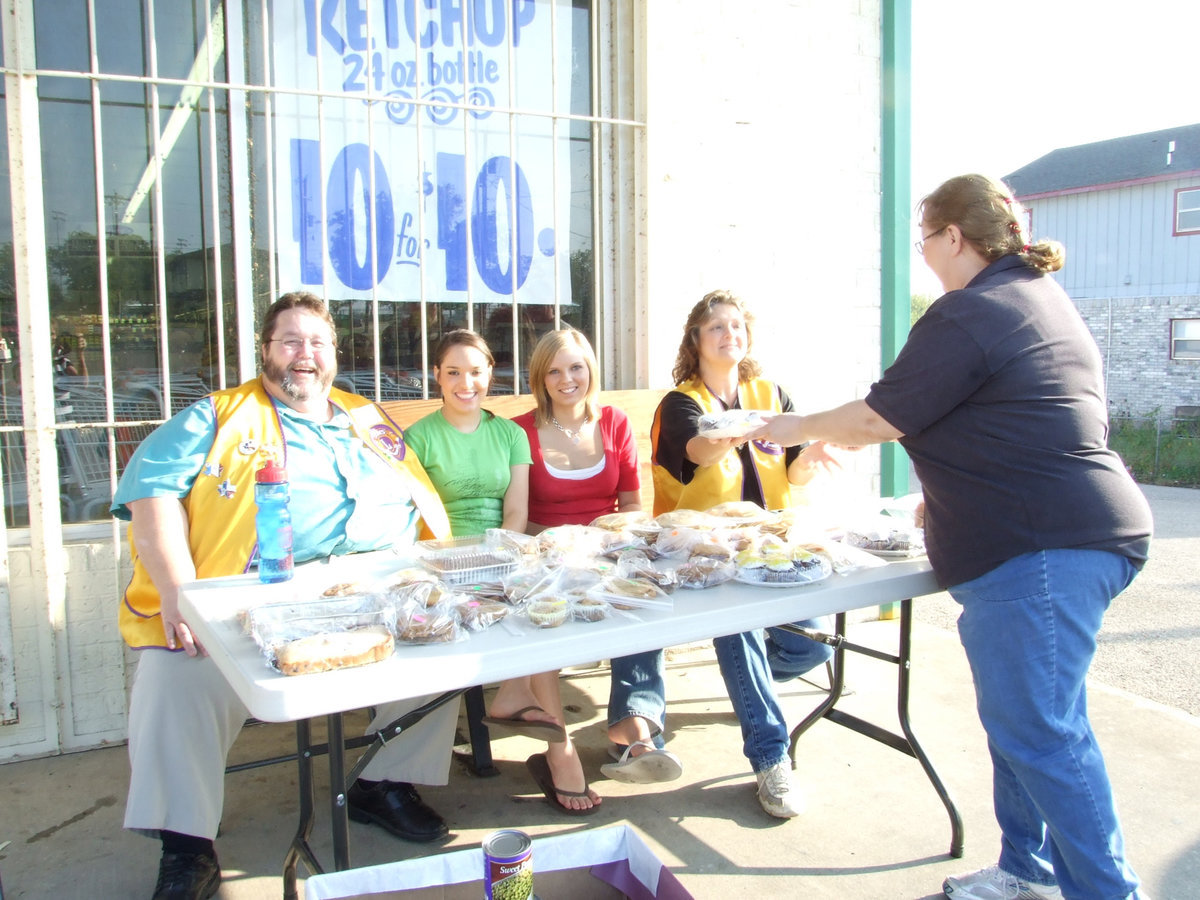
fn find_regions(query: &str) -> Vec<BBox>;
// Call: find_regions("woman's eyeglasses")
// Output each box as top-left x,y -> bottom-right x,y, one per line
914,225 -> 948,255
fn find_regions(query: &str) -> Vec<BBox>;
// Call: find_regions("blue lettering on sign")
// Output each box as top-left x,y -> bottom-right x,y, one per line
437,152 -> 533,294
436,150 -> 469,290
327,144 -> 395,289
290,139 -> 324,283
294,143 -> 539,294
307,0 -> 535,55
472,155 -> 533,292
291,139 -> 396,289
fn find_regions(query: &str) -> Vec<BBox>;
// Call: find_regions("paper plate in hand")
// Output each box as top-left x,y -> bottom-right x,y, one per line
696,409 -> 767,439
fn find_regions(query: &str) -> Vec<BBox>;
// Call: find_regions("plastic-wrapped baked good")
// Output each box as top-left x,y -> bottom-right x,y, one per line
707,500 -> 772,523
675,556 -> 737,589
485,527 -> 543,563
586,576 -> 672,611
384,578 -> 451,609
321,581 -> 364,597
654,526 -> 708,559
736,545 -> 833,585
571,596 -> 611,622
614,550 -> 676,592
653,508 -> 719,530
275,626 -> 395,676
696,409 -> 766,438
589,511 -> 654,532
396,607 -> 461,643
502,567 -> 554,602
525,594 -> 570,628
843,517 -> 926,556
454,598 -> 511,631
247,591 -> 395,662
537,524 -> 609,563
688,537 -> 737,561
416,535 -> 520,585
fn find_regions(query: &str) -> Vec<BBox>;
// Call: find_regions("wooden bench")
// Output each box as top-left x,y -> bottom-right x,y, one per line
379,388 -> 668,513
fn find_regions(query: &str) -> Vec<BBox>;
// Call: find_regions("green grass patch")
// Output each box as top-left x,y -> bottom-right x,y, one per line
1110,417 -> 1200,487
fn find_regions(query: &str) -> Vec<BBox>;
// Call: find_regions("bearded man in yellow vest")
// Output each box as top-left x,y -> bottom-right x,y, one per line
113,293 -> 454,900
609,290 -> 842,822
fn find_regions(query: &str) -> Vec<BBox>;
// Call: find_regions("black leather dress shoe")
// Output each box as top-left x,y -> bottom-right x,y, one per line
347,779 -> 450,843
152,850 -> 220,900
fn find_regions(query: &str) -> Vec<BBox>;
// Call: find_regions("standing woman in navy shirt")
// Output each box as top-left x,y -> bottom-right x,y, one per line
751,174 -> 1153,900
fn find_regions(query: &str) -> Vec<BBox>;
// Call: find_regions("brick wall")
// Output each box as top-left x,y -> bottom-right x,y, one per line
1075,295 -> 1200,419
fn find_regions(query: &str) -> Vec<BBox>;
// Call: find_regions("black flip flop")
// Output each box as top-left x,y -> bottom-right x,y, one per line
481,706 -> 567,742
524,753 -> 599,816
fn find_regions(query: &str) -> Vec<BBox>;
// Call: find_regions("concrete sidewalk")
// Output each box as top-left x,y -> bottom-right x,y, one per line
2,614 -> 1199,899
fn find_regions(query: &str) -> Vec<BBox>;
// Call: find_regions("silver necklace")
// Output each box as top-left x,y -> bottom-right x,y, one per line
549,413 -> 591,446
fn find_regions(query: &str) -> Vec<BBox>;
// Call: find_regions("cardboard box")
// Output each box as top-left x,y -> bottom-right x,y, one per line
304,825 -> 692,900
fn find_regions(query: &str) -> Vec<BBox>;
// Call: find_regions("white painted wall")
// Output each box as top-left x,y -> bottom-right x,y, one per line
643,0 -> 886,490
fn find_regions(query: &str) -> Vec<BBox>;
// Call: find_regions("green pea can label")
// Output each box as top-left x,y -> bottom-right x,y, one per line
483,829 -> 534,900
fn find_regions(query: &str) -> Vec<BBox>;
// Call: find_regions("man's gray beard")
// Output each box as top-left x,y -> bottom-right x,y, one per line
263,359 -> 333,402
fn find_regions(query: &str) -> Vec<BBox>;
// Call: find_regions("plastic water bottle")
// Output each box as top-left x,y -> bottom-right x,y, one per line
255,459 -> 294,583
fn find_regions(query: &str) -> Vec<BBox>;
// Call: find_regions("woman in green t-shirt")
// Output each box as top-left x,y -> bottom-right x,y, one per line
406,330 -> 601,814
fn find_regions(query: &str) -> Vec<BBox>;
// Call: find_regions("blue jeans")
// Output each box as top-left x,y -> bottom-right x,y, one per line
609,619 -> 832,770
763,619 -> 834,682
715,619 -> 833,772
608,650 -> 667,748
950,549 -> 1144,900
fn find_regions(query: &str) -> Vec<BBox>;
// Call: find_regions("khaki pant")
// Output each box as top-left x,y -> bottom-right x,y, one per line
124,648 -> 459,839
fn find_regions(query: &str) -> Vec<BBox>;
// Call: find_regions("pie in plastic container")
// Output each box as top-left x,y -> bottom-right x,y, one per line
696,409 -> 767,439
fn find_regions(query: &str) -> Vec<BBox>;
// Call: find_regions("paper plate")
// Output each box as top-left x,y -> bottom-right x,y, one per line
733,569 -> 831,588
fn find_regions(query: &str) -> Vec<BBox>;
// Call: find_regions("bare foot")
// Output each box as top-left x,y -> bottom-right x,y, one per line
546,740 -> 600,811
607,716 -> 656,757
489,680 -> 559,727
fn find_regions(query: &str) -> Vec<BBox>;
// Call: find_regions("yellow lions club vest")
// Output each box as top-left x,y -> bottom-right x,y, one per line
650,376 -> 790,516
119,380 -> 450,649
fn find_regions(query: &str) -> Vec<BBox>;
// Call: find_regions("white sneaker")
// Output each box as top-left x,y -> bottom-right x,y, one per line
754,761 -> 803,818
943,865 -> 1062,899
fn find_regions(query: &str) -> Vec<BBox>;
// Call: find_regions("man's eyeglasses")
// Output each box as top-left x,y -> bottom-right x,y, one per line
267,337 -> 334,353
914,225 -> 948,255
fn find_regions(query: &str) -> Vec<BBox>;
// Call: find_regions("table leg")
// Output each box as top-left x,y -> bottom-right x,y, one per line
785,604 -> 965,858
464,685 -> 499,776
283,719 -> 323,900
897,599 -> 965,857
327,712 -> 351,871
276,692 -> 469,897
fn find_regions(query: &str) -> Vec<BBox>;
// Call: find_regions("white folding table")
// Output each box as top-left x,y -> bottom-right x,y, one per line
180,552 -> 962,899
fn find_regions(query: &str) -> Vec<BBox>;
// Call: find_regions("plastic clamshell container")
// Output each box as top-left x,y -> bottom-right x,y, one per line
416,535 -> 520,586
246,591 -> 396,666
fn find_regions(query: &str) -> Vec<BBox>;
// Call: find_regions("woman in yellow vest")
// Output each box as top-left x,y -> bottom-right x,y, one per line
621,289 -> 838,819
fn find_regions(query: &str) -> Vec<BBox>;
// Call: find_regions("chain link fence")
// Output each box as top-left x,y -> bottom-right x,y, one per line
1109,416 -> 1200,486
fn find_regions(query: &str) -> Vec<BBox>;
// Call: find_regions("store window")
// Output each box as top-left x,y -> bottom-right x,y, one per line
1170,318 -> 1200,360
0,0 -> 631,527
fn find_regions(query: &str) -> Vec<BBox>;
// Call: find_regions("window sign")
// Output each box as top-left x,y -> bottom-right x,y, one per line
274,1 -> 570,304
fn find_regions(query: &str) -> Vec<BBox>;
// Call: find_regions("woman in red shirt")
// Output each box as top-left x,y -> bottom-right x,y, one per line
514,329 -> 641,530
511,329 -> 683,787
